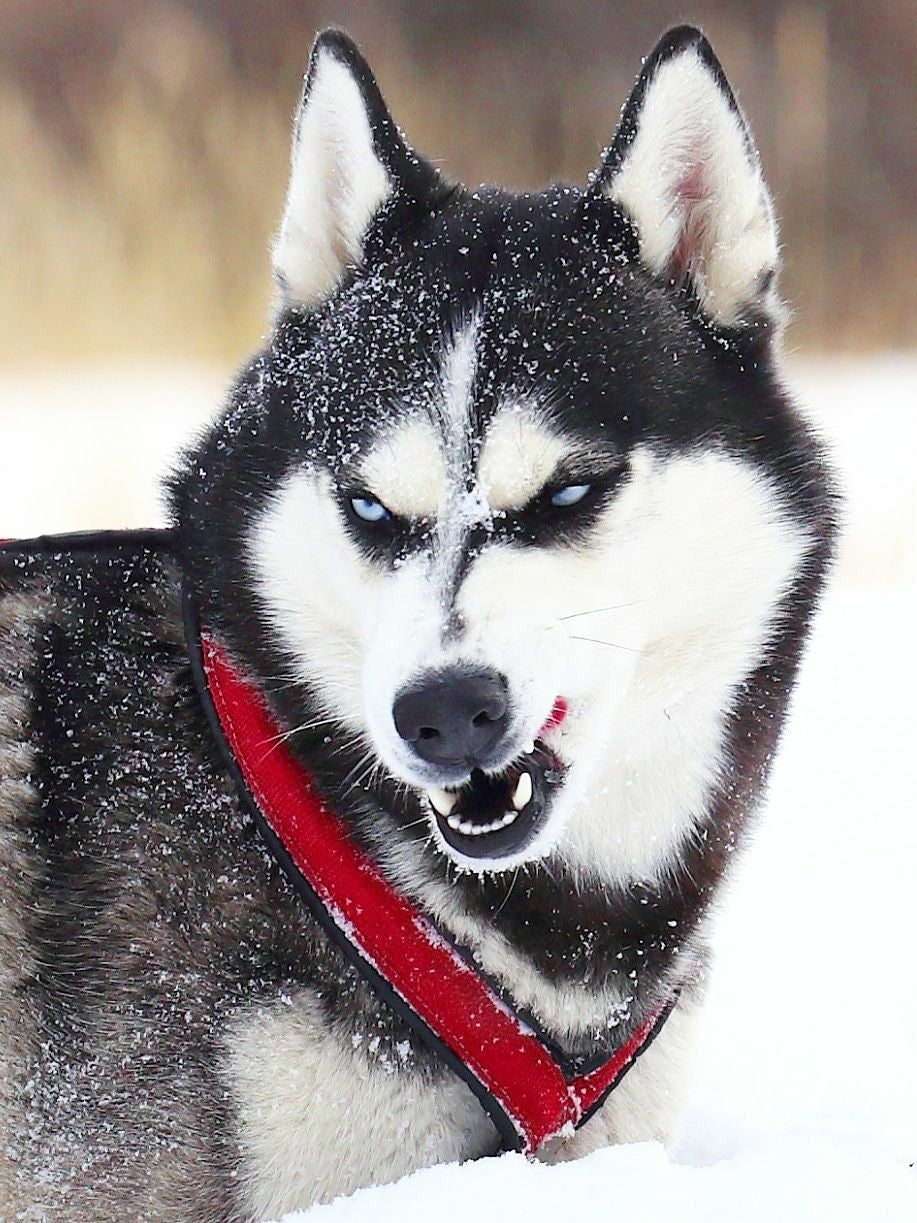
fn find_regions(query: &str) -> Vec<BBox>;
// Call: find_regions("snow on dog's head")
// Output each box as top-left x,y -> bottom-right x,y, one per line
173,28 -> 822,879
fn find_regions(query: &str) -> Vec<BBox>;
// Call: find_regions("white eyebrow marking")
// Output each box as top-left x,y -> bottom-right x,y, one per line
359,417 -> 445,519
355,320 -> 481,524
477,408 -> 567,512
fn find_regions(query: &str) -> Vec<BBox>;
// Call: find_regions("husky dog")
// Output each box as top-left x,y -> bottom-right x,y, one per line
0,25 -> 833,1222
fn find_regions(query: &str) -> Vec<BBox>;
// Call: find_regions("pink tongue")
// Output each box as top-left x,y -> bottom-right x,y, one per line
538,697 -> 568,737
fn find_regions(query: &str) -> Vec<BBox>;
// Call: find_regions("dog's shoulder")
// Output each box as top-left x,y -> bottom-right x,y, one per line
1,528 -> 188,754
0,527 -> 244,858
0,530 -> 282,1216
1,530 -> 179,681
0,528 -> 180,624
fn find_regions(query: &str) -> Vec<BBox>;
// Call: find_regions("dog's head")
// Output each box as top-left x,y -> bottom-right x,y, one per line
176,28 -> 823,880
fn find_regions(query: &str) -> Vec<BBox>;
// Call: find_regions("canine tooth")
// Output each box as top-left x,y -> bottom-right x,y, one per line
446,814 -> 462,831
512,771 -> 533,810
524,741 -> 536,756
428,788 -> 457,816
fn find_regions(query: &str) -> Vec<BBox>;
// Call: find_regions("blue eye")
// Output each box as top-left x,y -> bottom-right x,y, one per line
350,495 -> 392,524
550,483 -> 592,508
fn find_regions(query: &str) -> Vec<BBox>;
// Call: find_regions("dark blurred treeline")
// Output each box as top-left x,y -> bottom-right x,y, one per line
0,0 -> 914,361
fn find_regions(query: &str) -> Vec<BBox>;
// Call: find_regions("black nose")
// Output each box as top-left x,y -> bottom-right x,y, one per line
392,668 -> 510,766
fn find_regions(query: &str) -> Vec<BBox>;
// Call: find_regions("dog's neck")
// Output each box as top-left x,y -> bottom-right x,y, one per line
292,719 -> 710,1056
192,625 -> 681,1150
285,627 -> 806,1056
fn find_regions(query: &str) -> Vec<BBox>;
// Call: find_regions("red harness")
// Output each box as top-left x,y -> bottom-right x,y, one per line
195,628 -> 675,1155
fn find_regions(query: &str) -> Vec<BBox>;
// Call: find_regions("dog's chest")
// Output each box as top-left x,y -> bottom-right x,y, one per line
223,990 -> 497,1217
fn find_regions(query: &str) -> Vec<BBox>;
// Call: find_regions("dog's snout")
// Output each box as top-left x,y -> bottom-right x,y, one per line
392,668 -> 509,766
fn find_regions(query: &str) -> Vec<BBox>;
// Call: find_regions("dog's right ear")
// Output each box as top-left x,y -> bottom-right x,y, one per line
272,30 -> 437,313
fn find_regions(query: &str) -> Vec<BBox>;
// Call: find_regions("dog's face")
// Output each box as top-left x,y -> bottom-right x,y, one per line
180,29 -> 817,878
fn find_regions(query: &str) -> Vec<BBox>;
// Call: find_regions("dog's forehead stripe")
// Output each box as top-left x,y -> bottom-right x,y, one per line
358,327 -> 568,522
440,321 -> 479,454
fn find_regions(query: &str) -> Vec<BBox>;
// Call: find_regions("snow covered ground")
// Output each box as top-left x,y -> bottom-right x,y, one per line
1,355 -> 915,1218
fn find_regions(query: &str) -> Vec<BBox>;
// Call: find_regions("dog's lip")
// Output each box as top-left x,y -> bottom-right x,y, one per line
426,740 -> 565,861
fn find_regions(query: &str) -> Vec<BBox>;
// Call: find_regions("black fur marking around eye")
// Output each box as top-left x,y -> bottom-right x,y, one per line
340,493 -> 434,566
498,463 -> 628,549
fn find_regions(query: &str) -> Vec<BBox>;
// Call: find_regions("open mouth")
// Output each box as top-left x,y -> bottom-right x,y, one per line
426,741 -> 565,860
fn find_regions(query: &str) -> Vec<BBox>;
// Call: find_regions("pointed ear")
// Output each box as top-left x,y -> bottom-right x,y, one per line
594,27 -> 780,328
272,30 -> 433,312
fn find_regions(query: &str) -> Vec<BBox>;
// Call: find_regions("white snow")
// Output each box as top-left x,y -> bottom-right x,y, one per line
289,1137 -> 915,1223
1,354 -> 915,1218
0,363 -> 224,536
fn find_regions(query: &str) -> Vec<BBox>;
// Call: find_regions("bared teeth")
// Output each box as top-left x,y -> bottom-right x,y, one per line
428,788 -> 457,817
512,771 -> 533,811
445,809 -> 519,837
431,765 -> 537,838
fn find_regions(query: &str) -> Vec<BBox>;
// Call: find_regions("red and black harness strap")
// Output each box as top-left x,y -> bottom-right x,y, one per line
184,590 -> 679,1156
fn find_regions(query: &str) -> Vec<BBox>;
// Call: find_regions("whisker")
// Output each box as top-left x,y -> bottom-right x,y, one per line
539,859 -> 559,885
492,867 -> 520,920
343,750 -> 382,797
567,634 -> 641,653
557,599 -> 647,622
255,720 -> 365,767
337,742 -> 376,795
259,715 -> 337,748
400,814 -> 434,833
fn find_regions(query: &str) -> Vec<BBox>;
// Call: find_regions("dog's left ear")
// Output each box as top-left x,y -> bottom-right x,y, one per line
273,30 -> 439,312
593,26 -> 780,328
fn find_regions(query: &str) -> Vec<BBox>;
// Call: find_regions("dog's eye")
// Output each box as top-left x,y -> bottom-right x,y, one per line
549,483 -> 592,508
350,495 -> 392,524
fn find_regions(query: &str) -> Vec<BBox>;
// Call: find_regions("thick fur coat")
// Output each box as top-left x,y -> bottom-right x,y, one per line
0,26 -> 834,1221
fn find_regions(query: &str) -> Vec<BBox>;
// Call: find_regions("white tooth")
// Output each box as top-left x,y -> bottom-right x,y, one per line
447,814 -> 462,831
502,810 -> 518,826
524,741 -> 536,756
428,788 -> 457,817
512,771 -> 533,811
458,821 -> 476,836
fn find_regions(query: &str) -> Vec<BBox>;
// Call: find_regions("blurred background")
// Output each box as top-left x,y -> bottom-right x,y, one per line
0,3 -> 915,1193
1,0 -> 914,575
1,0 -> 915,364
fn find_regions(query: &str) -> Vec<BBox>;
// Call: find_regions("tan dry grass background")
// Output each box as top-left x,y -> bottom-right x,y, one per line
1,1 -> 915,365
0,13 -> 288,363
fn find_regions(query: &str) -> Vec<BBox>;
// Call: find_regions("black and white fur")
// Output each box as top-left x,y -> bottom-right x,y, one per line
0,27 -> 834,1221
